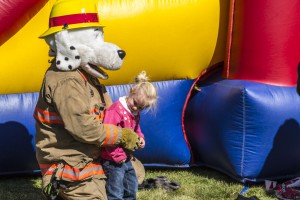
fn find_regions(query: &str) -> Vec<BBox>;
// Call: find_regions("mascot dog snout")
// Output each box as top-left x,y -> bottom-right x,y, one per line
45,27 -> 126,80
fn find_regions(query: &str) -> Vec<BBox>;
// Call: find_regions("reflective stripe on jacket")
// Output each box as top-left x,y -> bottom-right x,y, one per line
34,107 -> 63,125
39,162 -> 105,181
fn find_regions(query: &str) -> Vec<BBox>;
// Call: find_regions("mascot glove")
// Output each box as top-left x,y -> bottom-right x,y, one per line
121,128 -> 140,152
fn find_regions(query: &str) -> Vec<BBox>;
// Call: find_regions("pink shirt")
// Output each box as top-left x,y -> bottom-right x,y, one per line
100,96 -> 144,163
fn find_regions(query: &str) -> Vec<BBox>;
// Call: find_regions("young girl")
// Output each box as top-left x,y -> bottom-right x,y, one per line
101,71 -> 157,200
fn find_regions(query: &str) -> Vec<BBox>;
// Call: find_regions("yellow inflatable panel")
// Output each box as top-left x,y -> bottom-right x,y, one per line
0,0 -> 219,94
0,0 -> 56,94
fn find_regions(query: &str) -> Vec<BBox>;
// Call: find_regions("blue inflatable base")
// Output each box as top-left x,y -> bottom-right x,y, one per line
0,79 -> 193,175
185,79 -> 300,183
4,74 -> 300,183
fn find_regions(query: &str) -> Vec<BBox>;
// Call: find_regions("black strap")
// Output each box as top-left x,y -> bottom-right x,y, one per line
77,69 -> 107,105
90,77 -> 106,105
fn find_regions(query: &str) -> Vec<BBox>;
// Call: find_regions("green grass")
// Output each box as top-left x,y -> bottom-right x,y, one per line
0,167 -> 277,200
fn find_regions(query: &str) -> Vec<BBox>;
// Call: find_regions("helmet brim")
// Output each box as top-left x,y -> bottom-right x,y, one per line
39,22 -> 104,38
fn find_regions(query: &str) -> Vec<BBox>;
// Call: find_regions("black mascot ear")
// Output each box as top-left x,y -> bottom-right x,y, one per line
297,62 -> 300,96
54,30 -> 81,71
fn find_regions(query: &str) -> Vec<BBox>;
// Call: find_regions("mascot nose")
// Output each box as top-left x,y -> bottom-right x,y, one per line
117,50 -> 126,60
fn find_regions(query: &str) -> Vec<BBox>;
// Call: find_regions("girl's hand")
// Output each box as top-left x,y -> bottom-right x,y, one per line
139,137 -> 145,148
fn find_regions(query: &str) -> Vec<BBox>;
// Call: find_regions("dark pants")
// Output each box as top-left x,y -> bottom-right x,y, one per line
102,159 -> 138,200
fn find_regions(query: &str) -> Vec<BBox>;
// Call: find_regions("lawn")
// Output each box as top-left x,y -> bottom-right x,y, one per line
0,167 -> 277,200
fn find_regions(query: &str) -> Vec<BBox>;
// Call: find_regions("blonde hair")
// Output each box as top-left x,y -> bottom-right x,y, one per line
130,71 -> 158,111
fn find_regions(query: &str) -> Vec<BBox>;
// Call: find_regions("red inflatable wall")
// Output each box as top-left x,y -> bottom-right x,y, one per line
0,0 -> 47,45
224,0 -> 300,86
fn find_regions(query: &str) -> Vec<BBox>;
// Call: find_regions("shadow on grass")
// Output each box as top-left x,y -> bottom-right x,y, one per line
0,174 -> 43,200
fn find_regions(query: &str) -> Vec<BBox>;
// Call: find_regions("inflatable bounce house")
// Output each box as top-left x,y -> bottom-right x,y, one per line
0,0 -> 299,183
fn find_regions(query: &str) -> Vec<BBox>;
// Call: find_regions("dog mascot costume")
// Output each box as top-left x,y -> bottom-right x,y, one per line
34,0 -> 141,199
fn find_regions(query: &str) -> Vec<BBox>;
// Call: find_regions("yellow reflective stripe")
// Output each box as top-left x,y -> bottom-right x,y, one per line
39,163 -> 104,180
111,126 -> 118,144
61,164 -> 104,180
103,124 -> 118,145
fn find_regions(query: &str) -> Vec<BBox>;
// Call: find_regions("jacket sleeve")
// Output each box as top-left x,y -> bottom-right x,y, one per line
51,77 -> 122,146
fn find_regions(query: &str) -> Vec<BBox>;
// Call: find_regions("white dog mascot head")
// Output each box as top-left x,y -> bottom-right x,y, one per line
40,0 -> 126,79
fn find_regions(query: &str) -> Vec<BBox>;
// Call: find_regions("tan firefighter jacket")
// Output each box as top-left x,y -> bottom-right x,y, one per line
34,64 -> 123,181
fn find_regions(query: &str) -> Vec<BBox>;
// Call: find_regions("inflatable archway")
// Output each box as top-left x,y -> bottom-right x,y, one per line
1,0 -> 300,184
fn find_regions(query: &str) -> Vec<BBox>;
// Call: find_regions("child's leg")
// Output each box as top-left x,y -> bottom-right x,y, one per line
123,160 -> 138,200
102,160 -> 126,200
